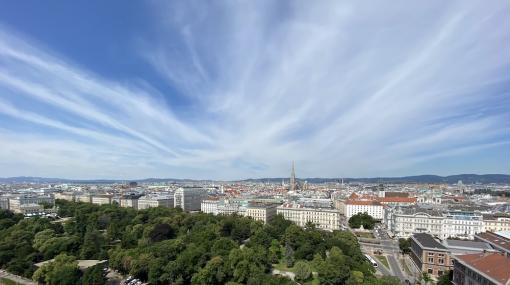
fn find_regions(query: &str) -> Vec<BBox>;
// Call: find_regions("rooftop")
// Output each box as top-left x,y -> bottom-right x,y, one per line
412,233 -> 447,250
455,253 -> 510,285
475,232 -> 510,253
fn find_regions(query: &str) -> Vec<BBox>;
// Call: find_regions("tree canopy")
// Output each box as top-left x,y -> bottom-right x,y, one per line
0,201 -> 396,285
348,212 -> 376,229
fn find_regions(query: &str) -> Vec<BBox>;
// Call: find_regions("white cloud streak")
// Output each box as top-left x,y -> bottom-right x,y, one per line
1,1 -> 510,179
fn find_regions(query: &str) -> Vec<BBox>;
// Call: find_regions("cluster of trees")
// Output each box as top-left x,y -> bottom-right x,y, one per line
348,212 -> 376,229
398,238 -> 411,254
0,201 -> 403,285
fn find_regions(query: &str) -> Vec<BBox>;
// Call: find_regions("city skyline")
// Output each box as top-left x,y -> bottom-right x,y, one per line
1,2 -> 510,180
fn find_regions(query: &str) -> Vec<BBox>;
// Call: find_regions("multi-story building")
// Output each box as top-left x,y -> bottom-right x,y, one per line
118,196 -> 139,210
483,215 -> 510,232
0,197 -> 9,210
201,200 -> 219,215
410,233 -> 453,277
174,187 -> 208,211
453,253 -> 510,285
76,194 -> 92,203
91,195 -> 112,205
245,203 -> 277,224
8,194 -> 55,213
277,204 -> 341,231
138,196 -> 174,210
345,200 -> 384,220
389,208 -> 483,239
442,211 -> 484,240
54,192 -> 76,202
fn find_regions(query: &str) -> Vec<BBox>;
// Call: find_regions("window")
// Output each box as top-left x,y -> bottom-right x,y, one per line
428,268 -> 433,274
428,257 -> 434,263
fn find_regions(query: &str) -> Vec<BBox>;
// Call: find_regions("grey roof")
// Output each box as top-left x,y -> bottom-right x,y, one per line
444,239 -> 493,250
412,233 -> 447,250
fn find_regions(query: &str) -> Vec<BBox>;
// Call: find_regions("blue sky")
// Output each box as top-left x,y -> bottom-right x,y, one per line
0,1 -> 510,180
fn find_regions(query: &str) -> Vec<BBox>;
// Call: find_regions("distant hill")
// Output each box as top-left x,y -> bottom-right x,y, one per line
1,174 -> 510,184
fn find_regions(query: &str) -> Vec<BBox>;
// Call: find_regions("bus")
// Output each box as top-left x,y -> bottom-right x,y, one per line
364,254 -> 378,268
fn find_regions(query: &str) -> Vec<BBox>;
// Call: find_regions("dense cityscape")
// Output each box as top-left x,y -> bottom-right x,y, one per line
1,165 -> 509,285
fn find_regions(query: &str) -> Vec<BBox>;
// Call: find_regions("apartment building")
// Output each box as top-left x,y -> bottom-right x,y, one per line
388,208 -> 484,239
410,233 -> 453,277
277,203 -> 341,231
345,200 -> 384,220
201,199 -> 219,215
8,194 -> 55,213
453,253 -> 510,285
54,192 -> 76,202
138,196 -> 174,210
174,187 -> 208,211
245,203 -> 277,224
91,195 -> 112,205
483,215 -> 510,232
0,197 -> 9,210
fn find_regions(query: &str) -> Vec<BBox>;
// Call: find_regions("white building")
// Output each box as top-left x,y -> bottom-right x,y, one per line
174,188 -> 208,211
138,196 -> 174,210
201,200 -> 219,215
388,208 -> 484,240
345,200 -> 384,220
277,204 -> 341,231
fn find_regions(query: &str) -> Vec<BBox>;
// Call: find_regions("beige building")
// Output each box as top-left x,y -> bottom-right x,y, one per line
76,194 -> 92,203
138,196 -> 174,210
91,195 -> 112,205
245,203 -> 277,224
8,194 -> 55,213
277,204 -> 341,231
54,192 -> 76,202
483,215 -> 510,232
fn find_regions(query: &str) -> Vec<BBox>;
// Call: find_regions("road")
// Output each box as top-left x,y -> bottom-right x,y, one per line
387,254 -> 406,282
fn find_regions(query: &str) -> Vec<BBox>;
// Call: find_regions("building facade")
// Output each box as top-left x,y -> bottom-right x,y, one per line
345,200 -> 384,220
138,196 -> 174,210
8,194 -> 55,213
410,233 -> 453,277
483,215 -> 510,232
91,195 -> 112,205
277,204 -> 341,231
201,200 -> 219,215
245,203 -> 277,224
174,188 -> 208,211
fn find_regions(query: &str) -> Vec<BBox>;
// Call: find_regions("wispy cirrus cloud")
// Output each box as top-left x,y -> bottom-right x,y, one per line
0,1 -> 510,179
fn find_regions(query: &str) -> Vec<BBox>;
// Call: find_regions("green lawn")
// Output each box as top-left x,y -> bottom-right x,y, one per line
0,277 -> 23,285
375,255 -> 390,269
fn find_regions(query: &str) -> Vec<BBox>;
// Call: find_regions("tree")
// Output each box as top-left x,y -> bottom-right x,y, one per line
148,223 -> 175,243
348,213 -> 376,229
294,260 -> 312,282
420,272 -> 432,285
33,253 -> 81,285
82,265 -> 107,285
399,238 -> 411,254
437,271 -> 452,285
81,228 -> 105,259
191,256 -> 226,285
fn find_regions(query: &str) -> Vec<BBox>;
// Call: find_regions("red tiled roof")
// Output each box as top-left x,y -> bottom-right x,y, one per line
455,253 -> 510,285
346,200 -> 382,206
378,197 -> 417,203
